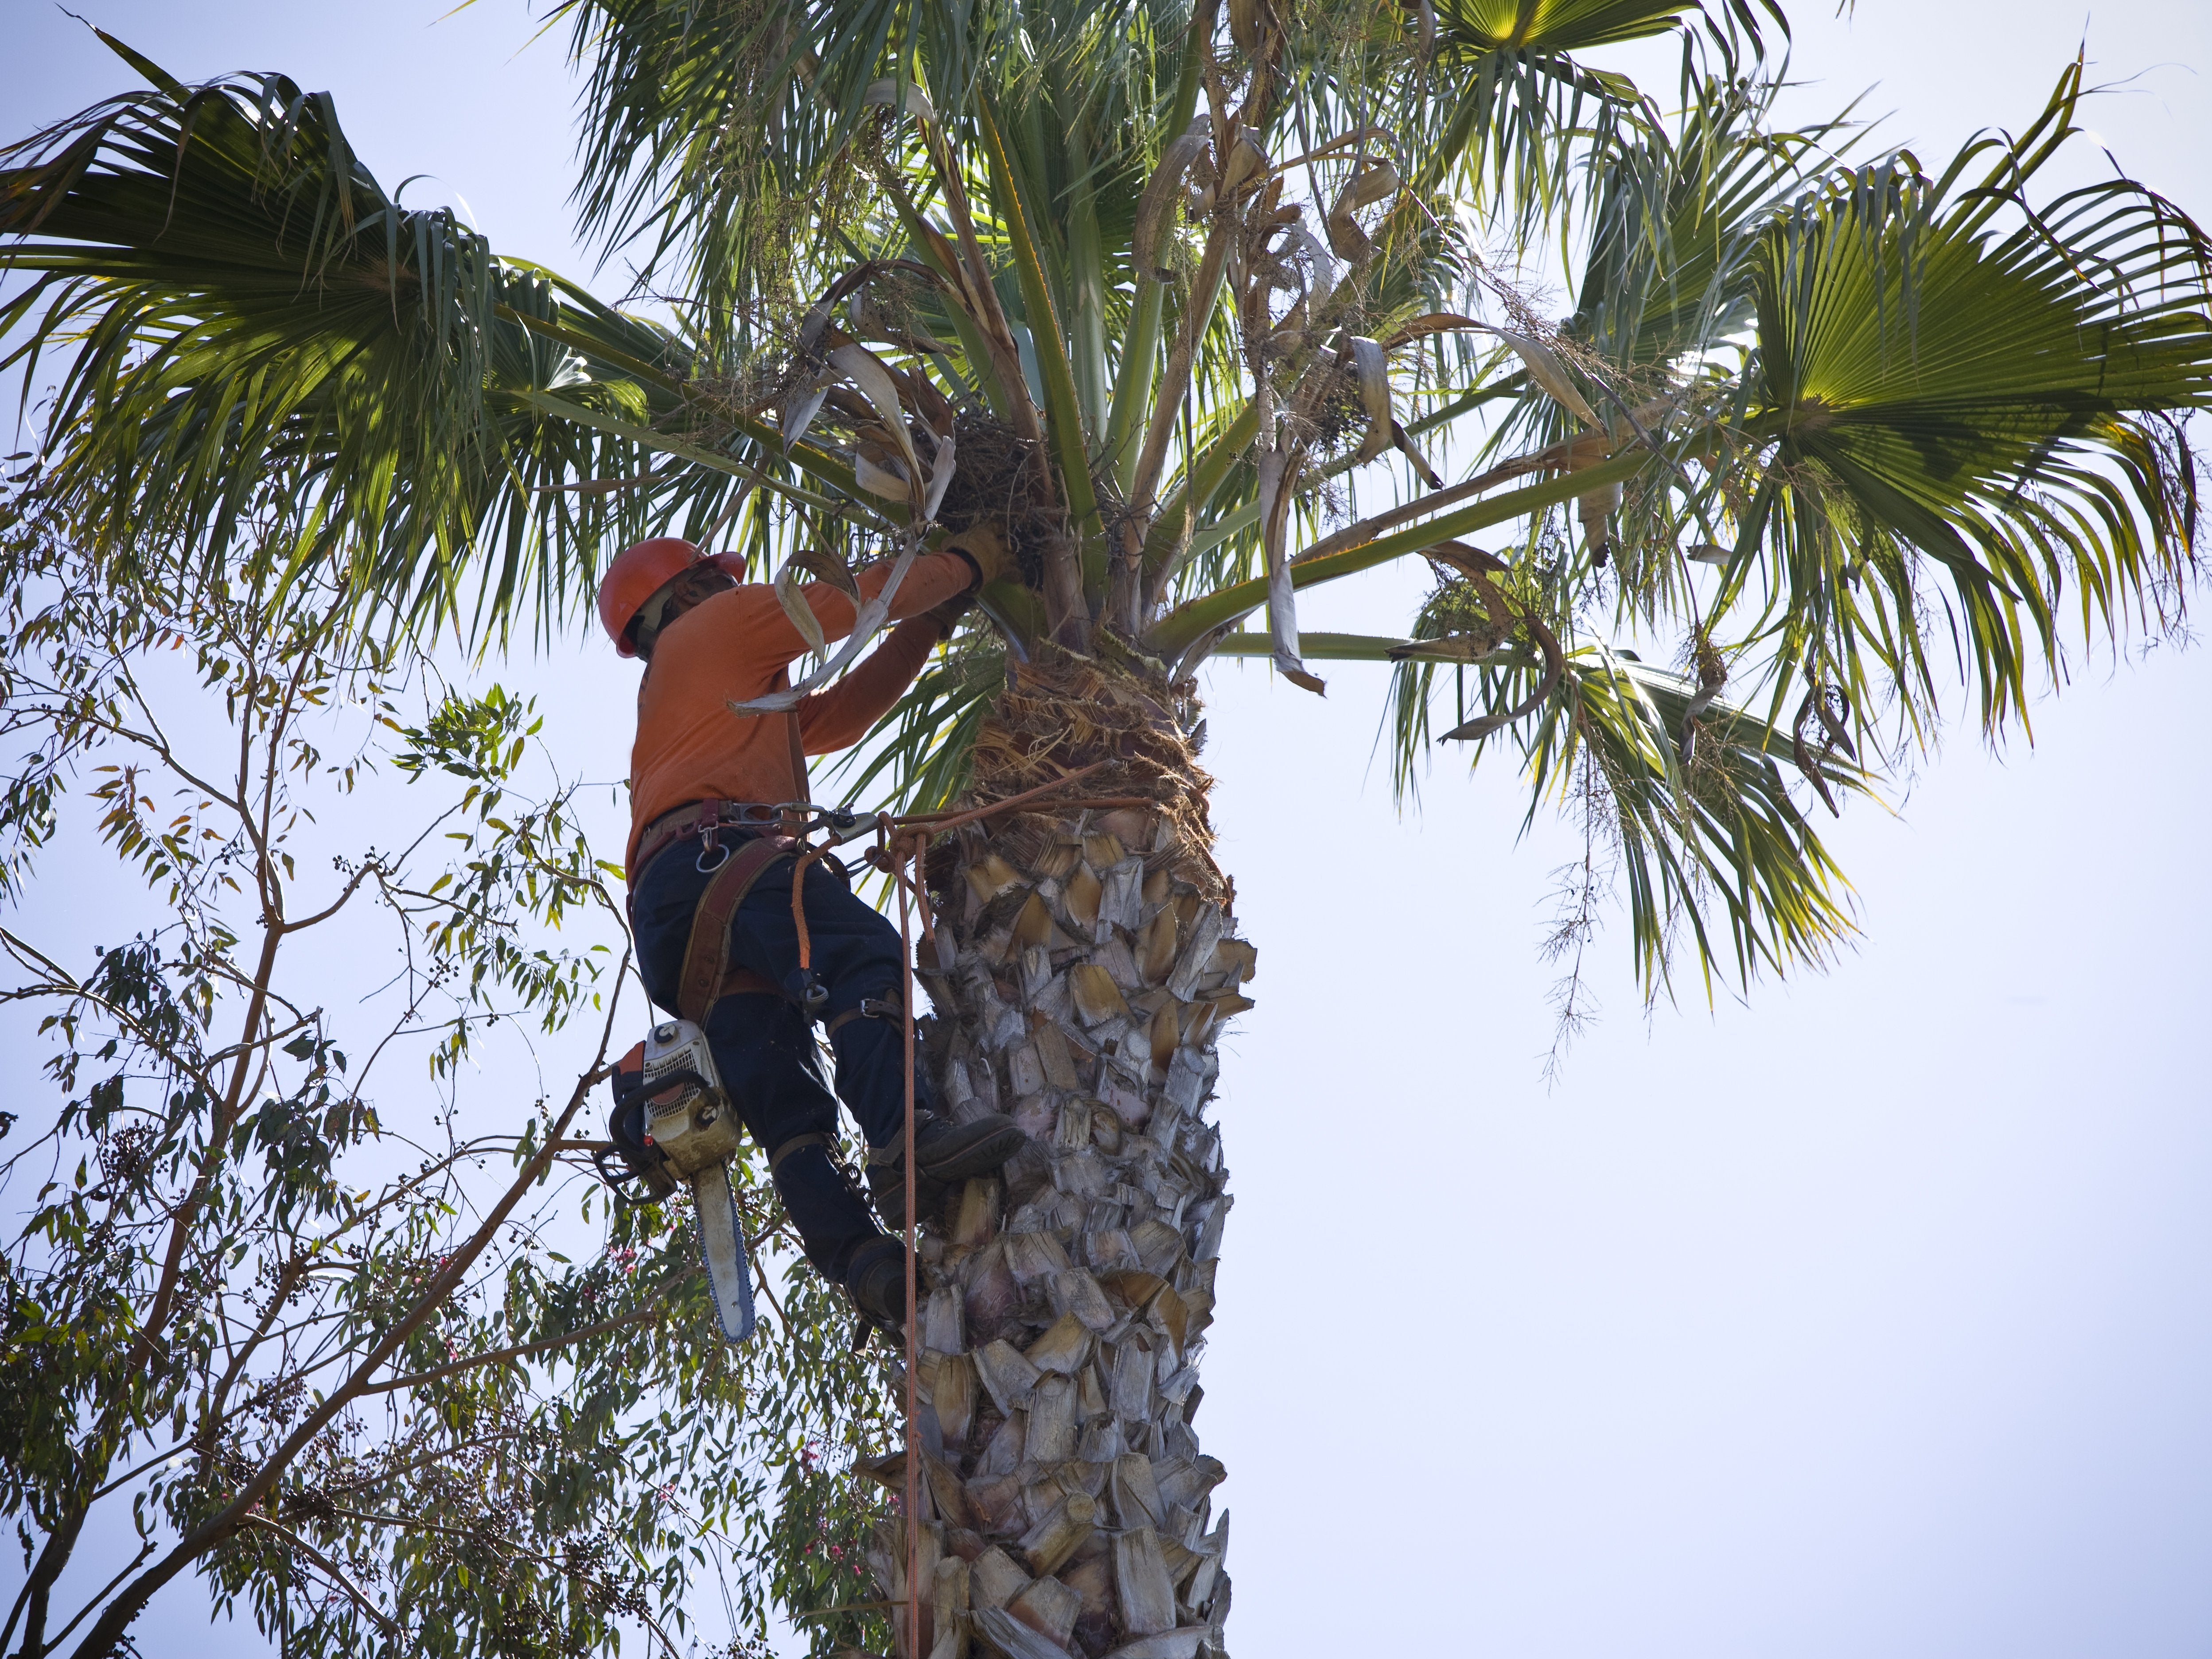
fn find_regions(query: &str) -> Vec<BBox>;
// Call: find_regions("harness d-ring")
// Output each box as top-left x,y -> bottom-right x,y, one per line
696,836 -> 731,873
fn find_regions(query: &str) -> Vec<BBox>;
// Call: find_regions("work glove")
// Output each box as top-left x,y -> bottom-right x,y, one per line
941,523 -> 1016,593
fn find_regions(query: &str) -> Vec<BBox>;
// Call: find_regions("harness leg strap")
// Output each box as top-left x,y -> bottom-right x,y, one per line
676,834 -> 798,1024
767,1132 -> 834,1176
823,994 -> 903,1039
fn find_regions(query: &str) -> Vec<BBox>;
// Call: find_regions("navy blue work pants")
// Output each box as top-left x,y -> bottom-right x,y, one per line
629,833 -> 933,1278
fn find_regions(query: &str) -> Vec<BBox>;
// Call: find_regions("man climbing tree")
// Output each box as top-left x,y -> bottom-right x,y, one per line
602,528 -> 1026,1328
6,3 -> 2211,1655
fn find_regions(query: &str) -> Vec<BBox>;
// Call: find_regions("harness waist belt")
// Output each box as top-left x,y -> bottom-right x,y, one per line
631,798 -> 785,885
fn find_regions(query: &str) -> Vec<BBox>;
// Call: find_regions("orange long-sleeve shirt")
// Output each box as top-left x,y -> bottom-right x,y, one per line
625,551 -> 974,876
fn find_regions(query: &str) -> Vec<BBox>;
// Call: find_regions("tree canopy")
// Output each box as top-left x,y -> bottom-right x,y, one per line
4,4 -> 2203,1014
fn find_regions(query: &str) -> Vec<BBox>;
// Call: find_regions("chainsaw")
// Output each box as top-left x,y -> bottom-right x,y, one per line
598,1020 -> 757,1344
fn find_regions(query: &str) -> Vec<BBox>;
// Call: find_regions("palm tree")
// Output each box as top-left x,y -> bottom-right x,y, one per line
5,4 -> 2207,1654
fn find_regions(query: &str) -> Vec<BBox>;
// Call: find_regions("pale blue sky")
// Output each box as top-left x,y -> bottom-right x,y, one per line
4,2 -> 2210,1655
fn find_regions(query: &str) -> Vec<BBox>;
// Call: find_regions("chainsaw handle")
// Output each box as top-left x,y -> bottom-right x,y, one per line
637,1067 -> 715,1108
592,1145 -> 650,1194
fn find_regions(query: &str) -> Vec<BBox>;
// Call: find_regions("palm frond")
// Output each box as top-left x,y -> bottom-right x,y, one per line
1567,71 -> 1828,373
1416,0 -> 1781,240
1386,604 -> 1862,997
556,0 -> 1186,329
1529,643 -> 1859,997
555,0 -> 868,321
0,51 -> 743,641
1721,59 -> 2212,735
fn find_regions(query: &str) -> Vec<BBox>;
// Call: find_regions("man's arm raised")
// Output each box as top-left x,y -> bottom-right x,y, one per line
795,614 -> 952,755
783,528 -> 1011,750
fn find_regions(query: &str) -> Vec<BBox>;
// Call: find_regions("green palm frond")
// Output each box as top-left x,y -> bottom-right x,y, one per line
0,45 -> 746,639
1465,71 -> 1824,511
1722,60 -> 2212,735
1569,71 -> 1828,372
556,0 -> 869,322
1357,60 -> 2208,1004
1382,571 -> 1860,993
1417,0 -> 1784,238
1526,643 -> 1858,997
1433,0 -> 1701,53
556,0 -> 1186,328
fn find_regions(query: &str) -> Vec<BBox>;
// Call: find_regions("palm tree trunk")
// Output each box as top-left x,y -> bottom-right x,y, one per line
869,650 -> 1246,1659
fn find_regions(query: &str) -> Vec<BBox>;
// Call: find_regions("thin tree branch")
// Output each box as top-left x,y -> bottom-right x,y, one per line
36,1540 -> 157,1653
237,1515 -> 397,1636
354,1269 -> 694,1396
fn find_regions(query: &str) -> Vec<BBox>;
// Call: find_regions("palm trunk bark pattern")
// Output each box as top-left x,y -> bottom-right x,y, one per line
868,651 -> 1247,1659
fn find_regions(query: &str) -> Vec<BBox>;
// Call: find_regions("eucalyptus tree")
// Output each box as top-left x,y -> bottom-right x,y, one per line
3,1 -> 2207,1655
0,510 -> 902,1659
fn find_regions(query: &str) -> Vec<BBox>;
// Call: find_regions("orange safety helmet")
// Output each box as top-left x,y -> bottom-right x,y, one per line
597,536 -> 703,657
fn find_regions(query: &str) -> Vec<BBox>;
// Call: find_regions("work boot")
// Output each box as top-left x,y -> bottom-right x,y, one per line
865,1110 -> 1026,1231
840,1237 -> 911,1333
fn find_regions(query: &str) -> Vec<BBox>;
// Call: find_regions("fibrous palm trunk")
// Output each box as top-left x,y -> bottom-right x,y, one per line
867,650 -> 1249,1659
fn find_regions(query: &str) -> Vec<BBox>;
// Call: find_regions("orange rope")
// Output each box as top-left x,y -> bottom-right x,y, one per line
822,774 -> 1149,1658
888,819 -> 923,1659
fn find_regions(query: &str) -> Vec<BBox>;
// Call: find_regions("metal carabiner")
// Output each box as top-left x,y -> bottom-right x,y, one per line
799,973 -> 830,1017
818,804 -> 875,847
